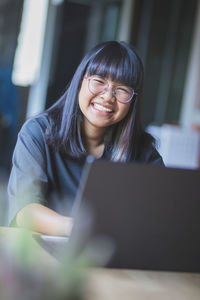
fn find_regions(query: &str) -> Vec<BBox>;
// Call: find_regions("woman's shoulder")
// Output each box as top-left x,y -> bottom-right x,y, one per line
138,143 -> 164,166
20,113 -> 50,137
17,113 -> 51,153
136,132 -> 164,166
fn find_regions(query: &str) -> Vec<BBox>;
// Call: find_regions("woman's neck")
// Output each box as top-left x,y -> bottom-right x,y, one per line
81,119 -> 107,158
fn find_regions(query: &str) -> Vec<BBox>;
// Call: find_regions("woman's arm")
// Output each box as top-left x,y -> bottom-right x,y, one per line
16,203 -> 73,236
8,117 -> 74,235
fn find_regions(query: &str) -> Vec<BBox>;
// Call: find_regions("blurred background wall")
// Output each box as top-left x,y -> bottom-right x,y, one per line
0,0 -> 200,175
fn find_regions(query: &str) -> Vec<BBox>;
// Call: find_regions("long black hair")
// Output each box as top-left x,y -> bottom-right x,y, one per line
46,41 -> 154,161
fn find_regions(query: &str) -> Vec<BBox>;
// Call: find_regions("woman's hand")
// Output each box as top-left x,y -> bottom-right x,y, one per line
16,203 -> 73,236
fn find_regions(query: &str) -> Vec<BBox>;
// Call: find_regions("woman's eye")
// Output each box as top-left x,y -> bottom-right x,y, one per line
93,79 -> 105,85
117,87 -> 130,94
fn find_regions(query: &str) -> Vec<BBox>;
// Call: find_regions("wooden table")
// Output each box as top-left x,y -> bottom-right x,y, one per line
0,227 -> 200,300
84,268 -> 200,300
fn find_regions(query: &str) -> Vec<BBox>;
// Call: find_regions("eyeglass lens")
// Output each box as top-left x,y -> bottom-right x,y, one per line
88,77 -> 134,103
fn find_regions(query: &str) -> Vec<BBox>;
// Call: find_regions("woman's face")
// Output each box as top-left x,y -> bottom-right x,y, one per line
78,75 -> 132,131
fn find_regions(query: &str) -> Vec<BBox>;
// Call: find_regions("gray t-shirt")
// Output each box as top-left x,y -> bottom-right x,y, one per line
7,113 -> 163,224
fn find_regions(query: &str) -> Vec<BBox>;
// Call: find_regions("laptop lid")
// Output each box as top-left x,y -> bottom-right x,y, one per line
71,159 -> 200,272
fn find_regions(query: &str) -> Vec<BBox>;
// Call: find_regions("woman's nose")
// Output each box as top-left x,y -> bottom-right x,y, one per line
101,85 -> 116,101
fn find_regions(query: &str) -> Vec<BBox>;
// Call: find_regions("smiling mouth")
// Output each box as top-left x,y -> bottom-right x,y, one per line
93,103 -> 114,113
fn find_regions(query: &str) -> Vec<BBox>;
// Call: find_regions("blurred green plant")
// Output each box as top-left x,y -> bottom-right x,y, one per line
0,223 -> 114,300
0,228 -> 89,300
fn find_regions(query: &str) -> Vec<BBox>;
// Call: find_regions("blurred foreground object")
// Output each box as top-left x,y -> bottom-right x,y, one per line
147,124 -> 200,169
0,224 -> 114,300
0,227 -> 89,300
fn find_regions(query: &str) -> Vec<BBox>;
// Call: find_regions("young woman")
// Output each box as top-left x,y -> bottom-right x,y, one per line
8,41 -> 163,236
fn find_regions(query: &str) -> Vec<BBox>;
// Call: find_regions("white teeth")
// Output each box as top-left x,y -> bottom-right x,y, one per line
93,103 -> 113,112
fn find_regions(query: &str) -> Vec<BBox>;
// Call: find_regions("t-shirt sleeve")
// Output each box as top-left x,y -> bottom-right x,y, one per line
7,117 -> 48,225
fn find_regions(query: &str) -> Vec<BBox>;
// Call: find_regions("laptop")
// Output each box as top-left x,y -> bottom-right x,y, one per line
34,159 -> 200,272
69,159 -> 200,273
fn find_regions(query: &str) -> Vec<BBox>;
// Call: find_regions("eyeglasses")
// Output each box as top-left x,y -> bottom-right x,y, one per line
85,76 -> 137,103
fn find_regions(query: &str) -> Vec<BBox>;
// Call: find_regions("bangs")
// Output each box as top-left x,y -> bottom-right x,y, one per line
85,43 -> 142,90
